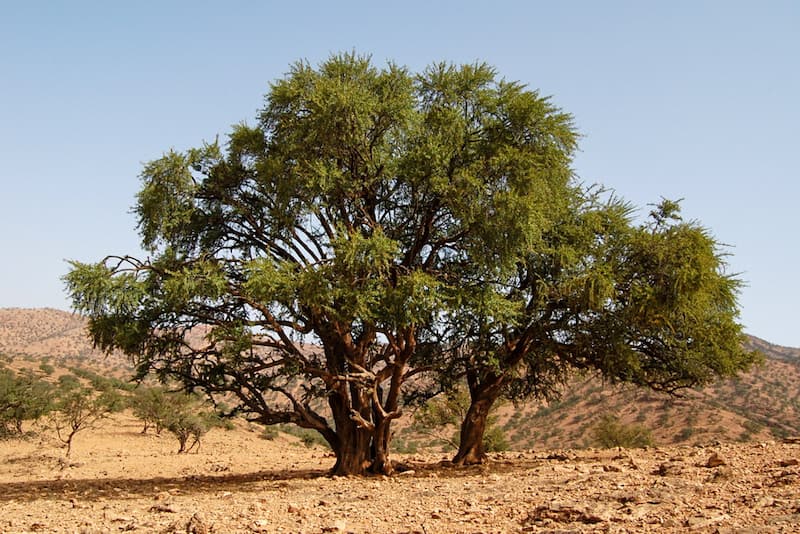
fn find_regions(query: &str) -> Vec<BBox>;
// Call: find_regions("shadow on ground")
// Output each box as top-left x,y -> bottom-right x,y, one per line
0,468 -> 328,502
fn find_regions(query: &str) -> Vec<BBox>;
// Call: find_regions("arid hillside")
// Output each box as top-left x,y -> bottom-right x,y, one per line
477,336 -> 800,451
1,412 -> 800,533
0,308 -> 131,375
2,308 -> 800,532
2,307 -> 799,451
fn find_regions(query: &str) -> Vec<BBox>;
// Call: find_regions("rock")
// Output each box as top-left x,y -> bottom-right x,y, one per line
321,519 -> 347,532
755,495 -> 775,507
149,504 -> 177,513
706,466 -> 734,483
705,452 -> 727,468
251,519 -> 270,532
654,462 -> 683,476
186,513 -> 209,534
685,514 -> 729,529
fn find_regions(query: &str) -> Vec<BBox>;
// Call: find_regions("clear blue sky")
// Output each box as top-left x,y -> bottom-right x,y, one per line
1,1 -> 798,346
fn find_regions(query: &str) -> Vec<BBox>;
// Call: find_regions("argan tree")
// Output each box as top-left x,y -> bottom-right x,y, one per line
65,54 -> 578,474
50,379 -> 124,457
161,392 -> 220,453
446,197 -> 759,464
0,368 -> 53,436
131,385 -> 171,434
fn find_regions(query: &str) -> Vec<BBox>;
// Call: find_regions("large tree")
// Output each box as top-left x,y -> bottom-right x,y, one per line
64,54 -> 578,475
446,196 -> 759,465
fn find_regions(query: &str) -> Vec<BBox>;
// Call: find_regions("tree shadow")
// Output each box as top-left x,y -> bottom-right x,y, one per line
0,467 -> 328,502
0,454 -> 553,503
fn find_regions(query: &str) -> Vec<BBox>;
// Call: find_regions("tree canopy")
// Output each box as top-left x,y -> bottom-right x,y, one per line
443,194 -> 758,464
65,53 -> 756,474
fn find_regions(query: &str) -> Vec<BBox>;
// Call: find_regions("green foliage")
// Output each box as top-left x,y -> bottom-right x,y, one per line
0,368 -> 53,436
50,380 -> 121,456
69,366 -> 136,394
592,414 -> 653,449
482,424 -> 510,453
411,388 -> 508,452
162,394 -> 219,454
276,424 -> 330,449
130,385 -> 171,434
130,386 -> 223,452
675,426 -> 695,443
392,438 -> 419,454
260,427 -> 279,440
62,52 -> 755,473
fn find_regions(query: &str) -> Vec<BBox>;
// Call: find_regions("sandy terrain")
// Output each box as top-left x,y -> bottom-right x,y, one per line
1,414 -> 799,533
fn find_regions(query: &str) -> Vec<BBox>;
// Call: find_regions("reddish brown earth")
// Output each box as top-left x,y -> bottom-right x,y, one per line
3,308 -> 800,532
2,413 -> 799,533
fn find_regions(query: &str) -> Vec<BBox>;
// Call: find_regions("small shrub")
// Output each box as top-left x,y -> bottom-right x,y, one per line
592,414 -> 653,449
50,386 -> 118,456
483,424 -> 510,452
675,426 -> 695,443
260,427 -> 279,440
1,368 -> 54,436
162,393 -> 224,453
393,439 -> 419,454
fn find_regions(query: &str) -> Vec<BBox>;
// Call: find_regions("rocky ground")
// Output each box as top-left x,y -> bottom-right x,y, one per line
1,414 -> 799,533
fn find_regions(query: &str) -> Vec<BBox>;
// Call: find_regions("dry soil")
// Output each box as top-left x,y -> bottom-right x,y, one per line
1,414 -> 799,533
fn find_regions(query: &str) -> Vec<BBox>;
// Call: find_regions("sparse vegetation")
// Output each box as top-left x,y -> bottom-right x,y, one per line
0,367 -> 53,436
592,414 -> 653,449
410,388 -> 509,453
50,378 -> 125,456
1,308 -> 799,455
130,385 -> 171,435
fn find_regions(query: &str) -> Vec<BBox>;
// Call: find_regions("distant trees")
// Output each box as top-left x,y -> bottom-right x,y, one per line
50,380 -> 125,456
0,367 -> 53,436
161,393 -> 221,453
130,385 -> 221,452
64,52 -> 757,475
592,414 -> 653,449
131,385 -> 171,434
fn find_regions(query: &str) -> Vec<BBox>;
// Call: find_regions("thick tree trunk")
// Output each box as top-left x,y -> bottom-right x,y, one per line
327,384 -> 373,476
370,418 -> 394,475
452,372 -> 505,466
452,396 -> 496,465
330,434 -> 372,475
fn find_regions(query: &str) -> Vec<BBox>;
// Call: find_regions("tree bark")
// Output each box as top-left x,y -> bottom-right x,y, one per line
370,424 -> 392,474
452,372 -> 505,466
327,384 -> 373,476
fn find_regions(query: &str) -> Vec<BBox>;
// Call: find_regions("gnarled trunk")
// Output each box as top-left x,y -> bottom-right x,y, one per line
326,381 -> 373,476
452,396 -> 496,465
370,419 -> 394,474
452,371 -> 505,466
330,432 -> 372,475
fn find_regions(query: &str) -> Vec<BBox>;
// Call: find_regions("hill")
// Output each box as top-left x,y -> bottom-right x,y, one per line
0,308 -> 131,375
2,308 -> 799,450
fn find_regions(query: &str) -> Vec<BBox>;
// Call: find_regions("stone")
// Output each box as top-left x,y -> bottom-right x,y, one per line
186,513 -> 209,534
705,452 -> 727,468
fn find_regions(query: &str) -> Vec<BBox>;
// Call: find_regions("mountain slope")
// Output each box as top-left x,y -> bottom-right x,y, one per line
2,308 -> 798,449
